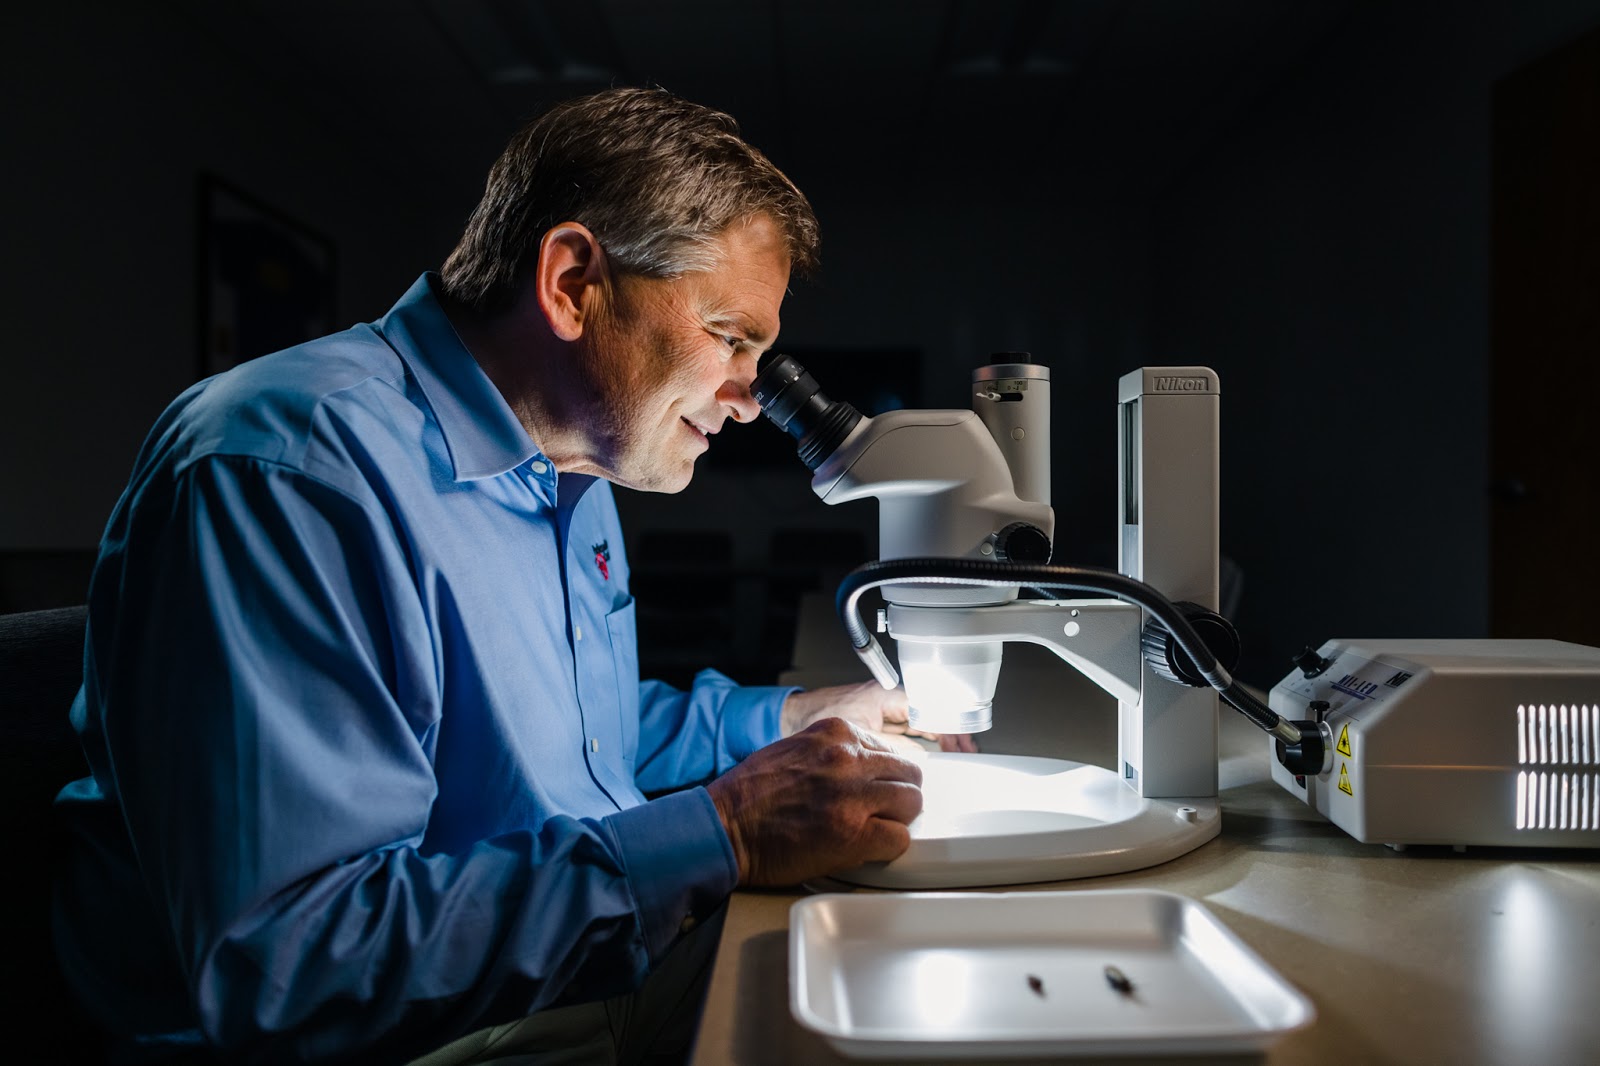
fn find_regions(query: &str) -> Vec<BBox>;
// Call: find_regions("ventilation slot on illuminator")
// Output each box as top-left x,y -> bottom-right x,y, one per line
1516,703 -> 1600,831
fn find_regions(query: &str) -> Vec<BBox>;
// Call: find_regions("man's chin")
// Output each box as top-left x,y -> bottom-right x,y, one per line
617,460 -> 696,494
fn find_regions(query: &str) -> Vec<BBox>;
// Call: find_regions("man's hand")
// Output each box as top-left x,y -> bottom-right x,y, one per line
781,681 -> 979,753
705,718 -> 923,886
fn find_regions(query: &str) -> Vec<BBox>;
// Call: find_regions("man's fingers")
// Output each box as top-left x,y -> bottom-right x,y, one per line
864,779 -> 923,825
711,714 -> 931,885
850,723 -> 898,753
850,725 -> 927,769
857,817 -> 913,863
874,732 -> 928,758
856,746 -> 924,787
899,725 -> 980,753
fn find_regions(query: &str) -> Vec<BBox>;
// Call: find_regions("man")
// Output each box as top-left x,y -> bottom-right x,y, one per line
55,88 -> 939,1063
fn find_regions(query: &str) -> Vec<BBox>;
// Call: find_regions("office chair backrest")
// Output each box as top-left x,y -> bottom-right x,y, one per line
0,606 -> 99,1054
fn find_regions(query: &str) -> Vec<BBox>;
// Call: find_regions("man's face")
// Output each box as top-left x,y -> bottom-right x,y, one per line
581,214 -> 790,492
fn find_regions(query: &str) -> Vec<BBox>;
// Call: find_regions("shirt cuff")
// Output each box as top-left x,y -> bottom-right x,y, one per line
606,787 -> 738,965
717,683 -> 796,761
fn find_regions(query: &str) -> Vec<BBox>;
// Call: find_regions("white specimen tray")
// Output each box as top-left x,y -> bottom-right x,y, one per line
790,889 -> 1314,1059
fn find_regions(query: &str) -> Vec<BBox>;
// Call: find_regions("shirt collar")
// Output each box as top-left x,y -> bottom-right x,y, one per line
374,273 -> 541,482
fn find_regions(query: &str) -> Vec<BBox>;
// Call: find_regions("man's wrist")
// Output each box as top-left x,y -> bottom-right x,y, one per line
608,788 -> 741,960
779,688 -> 816,737
705,776 -> 750,884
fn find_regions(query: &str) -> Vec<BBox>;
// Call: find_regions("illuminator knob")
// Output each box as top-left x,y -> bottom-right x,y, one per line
993,522 -> 1052,564
1293,646 -> 1333,679
1140,602 -> 1241,688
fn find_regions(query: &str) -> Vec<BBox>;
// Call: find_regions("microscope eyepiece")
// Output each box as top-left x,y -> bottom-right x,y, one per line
751,354 -> 863,471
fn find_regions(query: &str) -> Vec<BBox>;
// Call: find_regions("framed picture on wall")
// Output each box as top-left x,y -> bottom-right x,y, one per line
197,174 -> 337,378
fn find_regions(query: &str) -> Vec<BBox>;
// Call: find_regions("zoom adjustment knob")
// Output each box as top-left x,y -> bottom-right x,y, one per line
994,522 -> 1052,564
1140,602 -> 1241,688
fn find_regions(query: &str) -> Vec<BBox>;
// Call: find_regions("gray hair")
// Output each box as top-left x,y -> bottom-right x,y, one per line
440,87 -> 820,313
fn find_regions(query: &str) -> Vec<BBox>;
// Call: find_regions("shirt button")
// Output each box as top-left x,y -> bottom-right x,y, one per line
590,738 -> 599,752
574,624 -> 583,642
530,460 -> 548,475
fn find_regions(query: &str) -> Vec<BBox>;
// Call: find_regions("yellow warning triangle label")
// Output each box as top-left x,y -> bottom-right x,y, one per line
1336,724 -> 1353,757
1338,763 -> 1354,796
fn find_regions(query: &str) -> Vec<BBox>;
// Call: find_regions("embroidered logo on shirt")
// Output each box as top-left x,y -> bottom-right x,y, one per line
591,541 -> 610,581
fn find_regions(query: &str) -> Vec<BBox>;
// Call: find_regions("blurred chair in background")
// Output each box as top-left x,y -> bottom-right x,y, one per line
0,604 -> 100,1056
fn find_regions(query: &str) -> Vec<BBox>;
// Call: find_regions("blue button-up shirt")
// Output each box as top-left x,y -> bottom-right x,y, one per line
54,274 -> 789,1061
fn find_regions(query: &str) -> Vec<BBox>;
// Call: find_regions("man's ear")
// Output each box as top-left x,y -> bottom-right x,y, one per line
535,223 -> 607,342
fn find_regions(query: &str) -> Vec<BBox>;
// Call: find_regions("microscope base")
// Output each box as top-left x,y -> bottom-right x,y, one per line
832,753 -> 1220,889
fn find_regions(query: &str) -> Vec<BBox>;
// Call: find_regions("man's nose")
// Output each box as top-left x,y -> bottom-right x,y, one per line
719,356 -> 762,423
718,377 -> 762,423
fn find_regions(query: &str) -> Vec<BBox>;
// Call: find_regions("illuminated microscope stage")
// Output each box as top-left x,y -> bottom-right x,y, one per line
834,752 -> 1220,889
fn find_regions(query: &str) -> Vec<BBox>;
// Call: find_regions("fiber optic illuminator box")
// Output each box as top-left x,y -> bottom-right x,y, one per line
1269,639 -> 1600,850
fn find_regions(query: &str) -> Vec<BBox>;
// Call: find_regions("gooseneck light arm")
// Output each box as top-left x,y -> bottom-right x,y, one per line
836,557 -> 1313,753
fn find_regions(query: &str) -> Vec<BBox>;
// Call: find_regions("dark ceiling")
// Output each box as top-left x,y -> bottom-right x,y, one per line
168,0 -> 1362,203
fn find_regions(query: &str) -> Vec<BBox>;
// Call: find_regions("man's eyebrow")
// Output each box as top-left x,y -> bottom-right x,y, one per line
707,312 -> 776,348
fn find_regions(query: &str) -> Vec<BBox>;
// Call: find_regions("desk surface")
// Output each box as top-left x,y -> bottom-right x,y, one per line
690,622 -> 1600,1066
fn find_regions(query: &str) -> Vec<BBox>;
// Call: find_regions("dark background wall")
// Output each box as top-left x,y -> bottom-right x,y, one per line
1148,1 -> 1600,679
4,0 -> 1598,688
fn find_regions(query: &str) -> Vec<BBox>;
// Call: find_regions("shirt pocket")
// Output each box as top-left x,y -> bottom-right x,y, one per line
605,597 -> 640,767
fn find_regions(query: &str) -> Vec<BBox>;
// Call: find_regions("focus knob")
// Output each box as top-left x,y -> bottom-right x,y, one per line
994,522 -> 1052,564
1141,602 -> 1241,688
